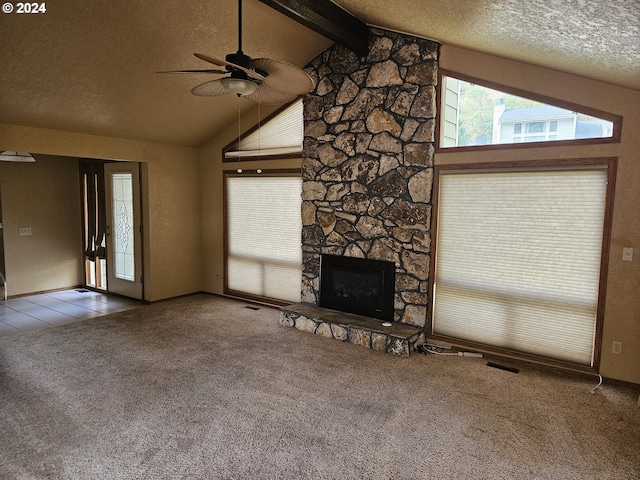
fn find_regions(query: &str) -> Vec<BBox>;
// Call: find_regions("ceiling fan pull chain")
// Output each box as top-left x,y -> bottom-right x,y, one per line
238,0 -> 243,53
237,100 -> 243,173
258,103 -> 262,162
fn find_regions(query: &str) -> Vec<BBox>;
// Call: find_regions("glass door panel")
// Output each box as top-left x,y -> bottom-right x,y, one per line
105,162 -> 142,299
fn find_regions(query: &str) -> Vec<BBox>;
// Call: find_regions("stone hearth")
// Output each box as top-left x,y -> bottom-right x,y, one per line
279,304 -> 423,357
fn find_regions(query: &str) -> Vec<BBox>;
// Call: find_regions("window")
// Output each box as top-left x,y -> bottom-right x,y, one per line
525,122 -> 545,134
430,159 -> 615,369
224,99 -> 303,160
225,172 -> 302,304
438,71 -> 621,149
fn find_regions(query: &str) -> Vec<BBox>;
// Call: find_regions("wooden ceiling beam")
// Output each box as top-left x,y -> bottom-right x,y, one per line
259,0 -> 368,56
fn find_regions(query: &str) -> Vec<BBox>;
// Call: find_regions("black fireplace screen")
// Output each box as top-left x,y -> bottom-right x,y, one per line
319,254 -> 395,321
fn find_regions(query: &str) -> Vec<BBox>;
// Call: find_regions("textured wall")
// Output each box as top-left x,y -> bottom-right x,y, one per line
301,28 -> 439,327
0,155 -> 83,295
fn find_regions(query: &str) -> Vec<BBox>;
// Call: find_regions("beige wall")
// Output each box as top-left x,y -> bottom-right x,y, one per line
0,123 -> 202,302
438,46 -> 640,384
0,155 -> 83,295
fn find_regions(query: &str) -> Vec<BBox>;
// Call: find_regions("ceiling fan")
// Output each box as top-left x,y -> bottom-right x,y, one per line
161,0 -> 314,104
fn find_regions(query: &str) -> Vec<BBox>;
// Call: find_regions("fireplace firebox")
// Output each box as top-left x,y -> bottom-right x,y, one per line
319,254 -> 395,321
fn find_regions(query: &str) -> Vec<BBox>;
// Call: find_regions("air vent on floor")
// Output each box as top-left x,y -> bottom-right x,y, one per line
487,362 -> 520,373
244,306 -> 260,311
75,289 -> 91,293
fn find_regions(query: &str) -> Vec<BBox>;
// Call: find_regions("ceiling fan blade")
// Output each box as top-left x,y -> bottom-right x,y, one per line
193,53 -> 227,67
249,58 -> 314,95
245,85 -> 300,104
194,53 -> 265,81
158,68 -> 227,74
191,79 -> 231,97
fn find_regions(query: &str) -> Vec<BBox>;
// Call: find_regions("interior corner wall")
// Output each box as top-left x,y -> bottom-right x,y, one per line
0,155 -> 83,295
438,45 -> 640,385
0,123 -> 202,302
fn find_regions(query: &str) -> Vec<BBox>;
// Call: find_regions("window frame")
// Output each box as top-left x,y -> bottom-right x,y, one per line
223,168 -> 303,306
427,157 -> 617,373
223,100 -> 304,162
436,70 -> 623,153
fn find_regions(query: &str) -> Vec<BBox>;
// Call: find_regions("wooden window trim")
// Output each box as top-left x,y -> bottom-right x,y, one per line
436,70 -> 623,154
427,157 -> 617,374
222,100 -> 302,162
222,168 -> 302,307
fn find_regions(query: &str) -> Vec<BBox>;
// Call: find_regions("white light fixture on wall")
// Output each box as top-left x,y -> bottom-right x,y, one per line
0,151 -> 36,162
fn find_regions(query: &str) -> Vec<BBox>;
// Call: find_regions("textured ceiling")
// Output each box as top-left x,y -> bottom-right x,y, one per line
336,0 -> 640,91
0,0 -> 332,147
0,0 -> 638,148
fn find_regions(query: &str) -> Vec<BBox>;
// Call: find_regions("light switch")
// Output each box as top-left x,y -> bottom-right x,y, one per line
622,247 -> 633,262
19,227 -> 32,236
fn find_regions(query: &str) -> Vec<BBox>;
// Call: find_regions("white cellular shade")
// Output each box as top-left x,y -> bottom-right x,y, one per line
226,175 -> 302,303
225,99 -> 303,159
433,168 -> 608,366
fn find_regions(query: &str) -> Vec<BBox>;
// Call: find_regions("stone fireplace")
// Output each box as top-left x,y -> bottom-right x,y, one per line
280,27 -> 438,356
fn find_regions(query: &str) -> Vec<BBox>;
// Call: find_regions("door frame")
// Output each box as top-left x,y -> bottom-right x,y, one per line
104,161 -> 144,300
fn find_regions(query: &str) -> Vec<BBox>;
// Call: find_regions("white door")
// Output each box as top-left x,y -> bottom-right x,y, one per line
104,162 -> 143,299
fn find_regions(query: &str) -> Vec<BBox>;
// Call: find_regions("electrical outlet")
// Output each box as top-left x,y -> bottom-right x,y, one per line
622,247 -> 633,262
612,341 -> 623,355
19,227 -> 32,236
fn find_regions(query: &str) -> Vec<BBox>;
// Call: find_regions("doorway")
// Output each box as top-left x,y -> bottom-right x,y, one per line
81,160 -> 143,300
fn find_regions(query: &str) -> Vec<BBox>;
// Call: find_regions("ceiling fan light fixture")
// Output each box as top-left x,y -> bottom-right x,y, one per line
220,77 -> 258,96
167,0 -> 314,103
0,151 -> 36,162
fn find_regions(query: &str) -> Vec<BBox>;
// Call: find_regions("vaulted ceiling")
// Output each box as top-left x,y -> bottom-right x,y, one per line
0,0 -> 638,148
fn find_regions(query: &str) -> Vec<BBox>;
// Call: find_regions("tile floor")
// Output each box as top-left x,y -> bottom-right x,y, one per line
0,288 -> 142,337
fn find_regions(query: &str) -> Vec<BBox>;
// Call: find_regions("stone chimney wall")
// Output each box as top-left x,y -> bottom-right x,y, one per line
300,28 -> 440,327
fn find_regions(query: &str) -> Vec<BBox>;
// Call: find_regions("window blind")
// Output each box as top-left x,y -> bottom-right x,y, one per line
224,99 -> 303,159
226,174 -> 302,303
433,168 -> 608,366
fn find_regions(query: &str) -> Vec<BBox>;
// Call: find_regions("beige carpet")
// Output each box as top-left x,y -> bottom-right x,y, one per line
0,294 -> 638,479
